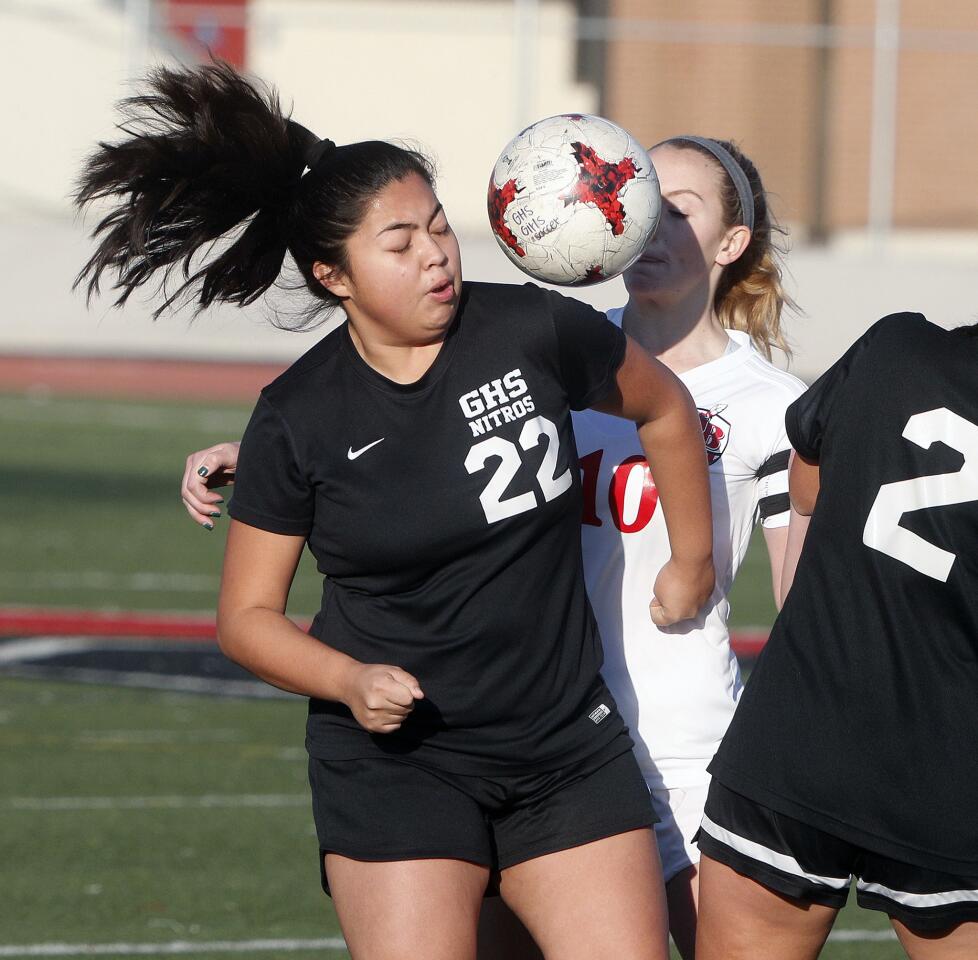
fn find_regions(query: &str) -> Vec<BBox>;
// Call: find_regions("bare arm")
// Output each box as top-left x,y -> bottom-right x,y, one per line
591,335 -> 715,625
788,449 -> 820,517
762,525 -> 789,610
778,452 -> 820,600
218,519 -> 423,732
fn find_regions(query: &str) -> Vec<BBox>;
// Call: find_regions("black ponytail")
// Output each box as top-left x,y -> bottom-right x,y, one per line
75,61 -> 435,326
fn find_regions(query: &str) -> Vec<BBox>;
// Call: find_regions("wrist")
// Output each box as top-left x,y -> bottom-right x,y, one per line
669,552 -> 713,569
330,652 -> 362,707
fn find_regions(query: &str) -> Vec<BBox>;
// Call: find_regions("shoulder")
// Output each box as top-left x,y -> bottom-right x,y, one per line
462,279 -> 549,312
742,349 -> 807,404
846,311 -> 934,359
463,280 -> 605,324
713,338 -> 806,434
259,323 -> 347,412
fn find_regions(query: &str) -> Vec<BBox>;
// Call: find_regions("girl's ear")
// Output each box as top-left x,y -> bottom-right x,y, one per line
313,261 -> 351,299
716,225 -> 751,267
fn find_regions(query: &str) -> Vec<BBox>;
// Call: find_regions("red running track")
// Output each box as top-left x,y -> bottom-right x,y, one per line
0,355 -> 769,657
0,607 -> 768,657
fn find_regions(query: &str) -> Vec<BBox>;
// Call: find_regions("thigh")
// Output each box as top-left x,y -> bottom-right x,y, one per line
696,854 -> 838,960
499,827 -> 669,960
856,850 -> 978,951
697,778 -> 853,909
652,778 -> 709,959
695,778 -> 852,960
477,896 -> 544,960
328,854 -> 488,960
665,863 -> 699,960
891,918 -> 978,960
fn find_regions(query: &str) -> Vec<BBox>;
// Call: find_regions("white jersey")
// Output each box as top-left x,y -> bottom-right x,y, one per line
574,312 -> 805,791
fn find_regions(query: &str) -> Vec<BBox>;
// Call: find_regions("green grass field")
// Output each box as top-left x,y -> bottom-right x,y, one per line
0,390 -> 776,623
0,391 -> 905,957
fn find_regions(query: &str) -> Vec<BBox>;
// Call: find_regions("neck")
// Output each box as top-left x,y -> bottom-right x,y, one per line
347,323 -> 446,384
621,293 -> 732,375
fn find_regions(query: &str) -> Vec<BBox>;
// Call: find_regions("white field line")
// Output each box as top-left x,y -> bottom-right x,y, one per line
0,638 -> 102,665
0,572 -> 220,593
0,929 -> 898,956
0,637 -> 291,699
6,793 -> 308,811
0,396 -> 246,434
2,664 -> 284,698
0,938 -> 346,957
828,929 -> 898,941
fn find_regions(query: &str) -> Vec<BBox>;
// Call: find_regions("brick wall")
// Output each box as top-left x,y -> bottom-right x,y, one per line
603,0 -> 978,232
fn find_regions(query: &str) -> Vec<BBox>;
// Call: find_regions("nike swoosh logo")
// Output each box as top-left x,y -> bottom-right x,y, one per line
347,438 -> 385,461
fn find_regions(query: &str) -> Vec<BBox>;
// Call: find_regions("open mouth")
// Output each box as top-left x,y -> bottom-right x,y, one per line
428,279 -> 456,302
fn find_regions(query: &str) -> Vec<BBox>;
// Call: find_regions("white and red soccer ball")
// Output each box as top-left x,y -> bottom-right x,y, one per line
487,114 -> 661,286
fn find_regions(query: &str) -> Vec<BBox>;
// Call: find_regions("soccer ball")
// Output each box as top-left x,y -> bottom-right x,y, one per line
487,114 -> 660,286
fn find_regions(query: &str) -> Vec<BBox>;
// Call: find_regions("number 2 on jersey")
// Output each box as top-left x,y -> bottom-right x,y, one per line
464,416 -> 572,524
863,407 -> 978,581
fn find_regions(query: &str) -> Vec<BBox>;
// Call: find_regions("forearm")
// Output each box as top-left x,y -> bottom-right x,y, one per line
779,507 -> 811,602
637,395 -> 713,565
217,605 -> 358,701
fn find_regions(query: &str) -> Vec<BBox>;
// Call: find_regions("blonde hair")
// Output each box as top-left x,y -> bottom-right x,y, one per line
672,138 -> 798,360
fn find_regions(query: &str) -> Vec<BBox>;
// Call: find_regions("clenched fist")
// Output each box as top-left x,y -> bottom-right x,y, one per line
340,663 -> 425,733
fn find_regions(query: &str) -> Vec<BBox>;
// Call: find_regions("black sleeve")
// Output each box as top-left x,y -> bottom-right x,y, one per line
786,314 -> 917,461
227,393 -> 314,536
542,287 -> 627,410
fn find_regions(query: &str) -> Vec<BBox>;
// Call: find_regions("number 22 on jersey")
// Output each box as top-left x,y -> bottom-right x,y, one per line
863,407 -> 978,582
464,416 -> 572,524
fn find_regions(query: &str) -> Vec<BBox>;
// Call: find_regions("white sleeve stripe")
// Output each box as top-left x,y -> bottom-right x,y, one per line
763,471 -> 789,497
856,879 -> 978,907
699,814 -> 851,890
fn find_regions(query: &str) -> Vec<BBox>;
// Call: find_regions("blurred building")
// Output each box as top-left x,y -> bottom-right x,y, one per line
1,0 -> 976,373
605,0 -> 978,236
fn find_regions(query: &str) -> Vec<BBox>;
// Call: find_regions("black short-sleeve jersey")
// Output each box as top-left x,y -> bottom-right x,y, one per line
711,313 -> 978,873
229,281 -> 629,774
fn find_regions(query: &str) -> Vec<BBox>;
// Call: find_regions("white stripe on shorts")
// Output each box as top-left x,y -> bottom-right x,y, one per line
856,879 -> 978,908
699,814 -> 850,891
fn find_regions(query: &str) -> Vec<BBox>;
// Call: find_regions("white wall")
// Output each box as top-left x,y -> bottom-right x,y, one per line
0,1 -> 975,381
0,1 -> 132,217
0,0 -> 597,232
249,0 -> 597,235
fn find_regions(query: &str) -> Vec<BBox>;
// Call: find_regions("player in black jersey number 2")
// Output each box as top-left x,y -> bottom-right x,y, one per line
75,63 -> 716,960
696,314 -> 978,959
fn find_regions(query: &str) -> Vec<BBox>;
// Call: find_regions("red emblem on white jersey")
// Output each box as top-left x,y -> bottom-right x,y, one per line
699,404 -> 730,464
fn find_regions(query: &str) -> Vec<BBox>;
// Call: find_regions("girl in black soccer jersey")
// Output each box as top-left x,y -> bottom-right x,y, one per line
76,63 -> 716,960
694,316 -> 978,960
183,135 -> 804,960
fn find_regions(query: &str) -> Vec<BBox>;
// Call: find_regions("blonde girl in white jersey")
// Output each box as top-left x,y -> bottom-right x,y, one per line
571,136 -> 804,958
180,136 -> 802,959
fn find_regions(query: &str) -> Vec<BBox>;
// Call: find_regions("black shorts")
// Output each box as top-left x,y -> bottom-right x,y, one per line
699,779 -> 978,932
309,733 -> 655,895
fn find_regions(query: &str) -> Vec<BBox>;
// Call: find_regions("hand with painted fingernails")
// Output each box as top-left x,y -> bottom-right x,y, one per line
181,441 -> 240,530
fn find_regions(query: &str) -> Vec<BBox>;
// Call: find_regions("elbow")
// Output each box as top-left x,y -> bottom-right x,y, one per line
789,493 -> 817,517
215,608 -> 245,664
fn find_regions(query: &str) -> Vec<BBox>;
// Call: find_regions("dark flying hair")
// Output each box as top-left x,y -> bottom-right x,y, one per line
74,61 -> 435,325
